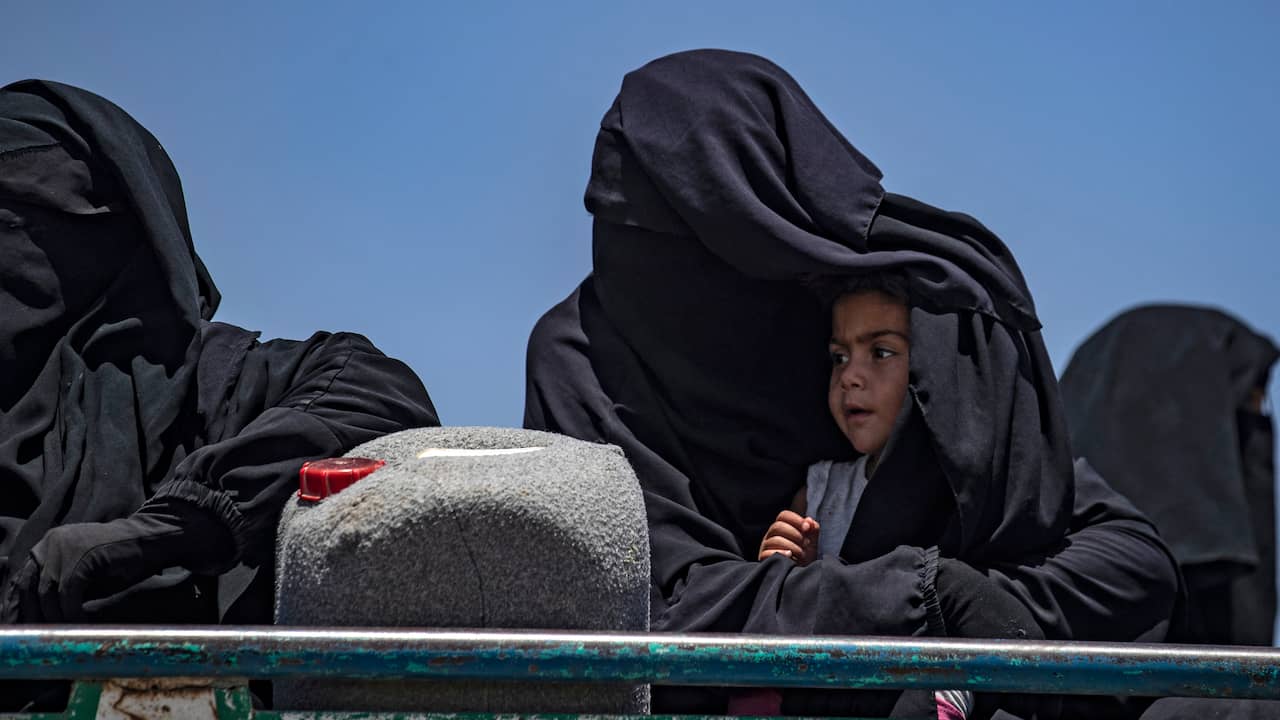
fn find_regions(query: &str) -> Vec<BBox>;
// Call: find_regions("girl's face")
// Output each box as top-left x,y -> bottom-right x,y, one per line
827,290 -> 911,458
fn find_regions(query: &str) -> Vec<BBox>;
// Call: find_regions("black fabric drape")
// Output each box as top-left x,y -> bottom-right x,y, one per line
525,50 -> 1178,717
0,79 -> 439,633
1061,305 -> 1279,645
0,80 -> 216,591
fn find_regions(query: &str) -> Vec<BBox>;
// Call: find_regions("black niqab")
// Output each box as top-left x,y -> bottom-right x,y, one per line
576,49 -> 1073,561
526,51 -> 1177,715
1,80 -> 441,712
1061,305 -> 1279,644
0,80 -> 215,583
0,80 -> 439,632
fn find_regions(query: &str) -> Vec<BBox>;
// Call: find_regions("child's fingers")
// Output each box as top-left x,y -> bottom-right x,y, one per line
785,543 -> 820,567
776,510 -> 808,530
765,519 -> 806,546
759,548 -> 793,561
761,535 -> 805,558
802,519 -> 821,542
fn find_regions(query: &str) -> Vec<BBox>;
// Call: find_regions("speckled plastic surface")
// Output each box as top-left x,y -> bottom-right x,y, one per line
274,426 -> 650,713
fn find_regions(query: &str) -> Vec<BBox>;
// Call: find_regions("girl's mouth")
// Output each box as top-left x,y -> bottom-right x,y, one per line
845,406 -> 873,423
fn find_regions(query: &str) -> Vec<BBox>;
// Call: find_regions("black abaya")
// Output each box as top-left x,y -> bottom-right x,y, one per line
525,50 -> 1179,717
0,80 -> 439,633
1061,305 -> 1278,645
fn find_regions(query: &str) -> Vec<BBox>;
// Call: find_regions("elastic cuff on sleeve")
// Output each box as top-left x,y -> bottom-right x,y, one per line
921,545 -> 947,637
146,480 -> 250,566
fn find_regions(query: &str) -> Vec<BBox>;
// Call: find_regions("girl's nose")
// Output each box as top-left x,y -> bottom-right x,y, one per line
839,362 -> 865,390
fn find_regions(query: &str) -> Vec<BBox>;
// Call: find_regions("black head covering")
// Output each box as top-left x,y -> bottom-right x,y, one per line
1060,305 -> 1278,644
529,47 -> 1079,602
545,49 -> 1072,558
0,80 -> 216,584
527,49 -> 1179,715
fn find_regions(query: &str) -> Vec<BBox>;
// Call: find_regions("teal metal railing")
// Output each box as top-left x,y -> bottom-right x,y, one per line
2,627 -> 1278,699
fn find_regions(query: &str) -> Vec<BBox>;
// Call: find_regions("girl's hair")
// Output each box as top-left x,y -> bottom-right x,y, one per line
803,271 -> 911,309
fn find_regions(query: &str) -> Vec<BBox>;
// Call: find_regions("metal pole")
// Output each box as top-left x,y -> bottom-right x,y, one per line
1,628 -> 1278,698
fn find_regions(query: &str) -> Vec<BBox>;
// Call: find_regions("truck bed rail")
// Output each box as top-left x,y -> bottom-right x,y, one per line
2,627 -> 1277,699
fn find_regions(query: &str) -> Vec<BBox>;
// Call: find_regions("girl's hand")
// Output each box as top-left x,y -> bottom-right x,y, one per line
759,510 -> 820,565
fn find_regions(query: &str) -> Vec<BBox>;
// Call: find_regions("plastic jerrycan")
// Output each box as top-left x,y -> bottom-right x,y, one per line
274,426 -> 650,713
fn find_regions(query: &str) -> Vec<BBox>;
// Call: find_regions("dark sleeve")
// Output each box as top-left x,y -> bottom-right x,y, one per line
985,459 -> 1181,641
150,325 -> 439,567
525,294 -> 941,638
645,482 -> 942,636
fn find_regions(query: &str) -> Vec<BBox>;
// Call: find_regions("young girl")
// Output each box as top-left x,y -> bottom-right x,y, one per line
759,280 -> 911,569
754,279 -> 975,719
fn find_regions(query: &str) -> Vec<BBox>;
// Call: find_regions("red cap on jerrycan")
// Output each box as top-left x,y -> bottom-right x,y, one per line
298,457 -> 385,501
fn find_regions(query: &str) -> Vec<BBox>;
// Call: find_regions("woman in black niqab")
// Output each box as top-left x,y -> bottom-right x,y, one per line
1061,305 -> 1278,646
525,50 -> 1180,718
0,82 -> 226,614
0,79 -> 438,650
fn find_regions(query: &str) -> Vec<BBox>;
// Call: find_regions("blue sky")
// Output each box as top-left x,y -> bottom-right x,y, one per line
3,2 -> 1277,427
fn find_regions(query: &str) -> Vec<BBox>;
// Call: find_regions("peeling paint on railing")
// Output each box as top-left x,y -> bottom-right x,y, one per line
1,628 -> 1279,699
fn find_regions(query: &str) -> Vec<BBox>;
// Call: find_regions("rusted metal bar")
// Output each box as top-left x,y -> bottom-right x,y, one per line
1,628 -> 1278,698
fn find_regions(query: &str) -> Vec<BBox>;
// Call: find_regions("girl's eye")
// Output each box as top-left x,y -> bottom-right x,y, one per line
828,349 -> 849,366
872,346 -> 898,360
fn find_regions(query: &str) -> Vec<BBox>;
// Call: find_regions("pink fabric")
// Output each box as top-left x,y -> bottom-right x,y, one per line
726,688 -> 784,715
935,693 -> 967,720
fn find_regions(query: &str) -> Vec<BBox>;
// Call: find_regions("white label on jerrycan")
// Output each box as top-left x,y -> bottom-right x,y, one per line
416,447 -> 545,459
